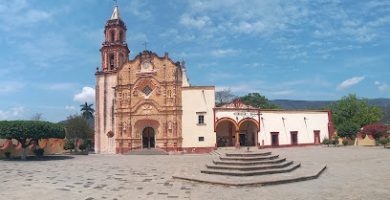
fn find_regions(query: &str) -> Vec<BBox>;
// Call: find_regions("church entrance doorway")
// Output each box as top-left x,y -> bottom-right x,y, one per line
142,127 -> 155,149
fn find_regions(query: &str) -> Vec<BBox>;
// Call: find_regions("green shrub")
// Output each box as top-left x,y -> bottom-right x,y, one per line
33,148 -> 44,157
332,136 -> 340,146
78,143 -> 87,152
378,138 -> 389,148
4,152 -> 11,159
342,139 -> 348,146
64,140 -> 75,151
322,138 -> 330,147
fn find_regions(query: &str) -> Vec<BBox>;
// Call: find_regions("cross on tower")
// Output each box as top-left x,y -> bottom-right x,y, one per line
142,41 -> 149,50
114,0 -> 118,6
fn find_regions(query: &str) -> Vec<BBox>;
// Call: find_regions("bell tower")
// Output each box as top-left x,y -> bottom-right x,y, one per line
100,4 -> 130,72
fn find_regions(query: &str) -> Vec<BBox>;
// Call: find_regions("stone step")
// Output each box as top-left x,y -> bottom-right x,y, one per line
125,148 -> 168,155
225,152 -> 272,157
213,158 -> 287,166
201,163 -> 301,176
173,164 -> 327,186
206,161 -> 294,171
219,154 -> 279,161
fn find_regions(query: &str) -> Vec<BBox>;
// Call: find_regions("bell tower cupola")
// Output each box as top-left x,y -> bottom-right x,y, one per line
100,3 -> 130,72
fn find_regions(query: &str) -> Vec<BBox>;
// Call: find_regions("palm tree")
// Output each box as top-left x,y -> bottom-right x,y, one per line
80,102 -> 95,120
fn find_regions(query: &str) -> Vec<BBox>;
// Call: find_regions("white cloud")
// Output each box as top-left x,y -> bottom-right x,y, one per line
179,0 -> 389,43
65,105 -> 76,111
47,83 -> 77,90
125,0 -> 153,20
211,48 -> 240,57
180,14 -> 211,29
270,90 -> 294,96
337,76 -> 365,90
234,21 -> 265,34
73,87 -> 95,103
378,84 -> 389,93
374,81 -> 390,93
0,81 -> 25,94
0,0 -> 52,31
0,106 -> 25,120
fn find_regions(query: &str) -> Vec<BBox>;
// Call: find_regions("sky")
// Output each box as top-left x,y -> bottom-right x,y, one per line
0,0 -> 389,122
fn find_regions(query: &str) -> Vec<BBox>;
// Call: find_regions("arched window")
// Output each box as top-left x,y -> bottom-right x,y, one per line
109,54 -> 115,70
119,31 -> 123,42
119,53 -> 124,66
110,30 -> 115,42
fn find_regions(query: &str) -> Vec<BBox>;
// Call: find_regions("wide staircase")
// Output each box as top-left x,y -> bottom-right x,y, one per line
173,149 -> 326,186
201,151 -> 300,176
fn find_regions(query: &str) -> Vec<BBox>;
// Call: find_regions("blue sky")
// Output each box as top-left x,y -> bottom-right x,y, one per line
0,0 -> 389,122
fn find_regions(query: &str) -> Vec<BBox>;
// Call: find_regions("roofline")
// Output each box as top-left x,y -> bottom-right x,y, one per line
213,107 -> 331,113
182,86 -> 215,90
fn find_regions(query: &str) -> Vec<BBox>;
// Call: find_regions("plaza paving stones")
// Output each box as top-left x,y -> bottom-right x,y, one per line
0,146 -> 389,200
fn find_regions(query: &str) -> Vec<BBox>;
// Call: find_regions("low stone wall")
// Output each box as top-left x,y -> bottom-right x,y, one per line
0,139 -> 65,158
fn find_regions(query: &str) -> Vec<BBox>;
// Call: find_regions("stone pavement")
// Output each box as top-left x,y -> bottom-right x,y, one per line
0,146 -> 389,200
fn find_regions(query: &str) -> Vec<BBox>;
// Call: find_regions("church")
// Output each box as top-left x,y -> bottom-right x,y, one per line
94,5 -> 334,154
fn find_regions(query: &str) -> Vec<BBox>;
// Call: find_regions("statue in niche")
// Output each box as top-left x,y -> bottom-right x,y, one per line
156,87 -> 161,95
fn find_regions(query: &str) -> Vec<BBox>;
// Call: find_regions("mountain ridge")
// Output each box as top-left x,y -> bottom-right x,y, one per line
269,98 -> 390,124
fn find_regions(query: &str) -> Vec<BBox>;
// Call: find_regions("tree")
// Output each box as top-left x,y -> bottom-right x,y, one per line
63,115 -> 94,150
331,94 -> 383,139
0,121 -> 65,160
31,113 -> 43,121
361,123 -> 389,140
215,89 -> 235,106
239,93 -> 279,109
80,102 -> 95,120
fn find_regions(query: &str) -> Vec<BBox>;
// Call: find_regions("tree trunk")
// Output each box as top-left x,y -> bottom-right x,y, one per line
21,148 -> 27,160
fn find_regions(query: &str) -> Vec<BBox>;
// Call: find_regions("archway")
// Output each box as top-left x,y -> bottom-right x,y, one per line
238,119 -> 258,146
142,127 -> 155,149
215,118 -> 238,147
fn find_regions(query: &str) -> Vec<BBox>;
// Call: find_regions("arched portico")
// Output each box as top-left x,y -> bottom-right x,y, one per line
238,118 -> 259,146
215,118 -> 239,147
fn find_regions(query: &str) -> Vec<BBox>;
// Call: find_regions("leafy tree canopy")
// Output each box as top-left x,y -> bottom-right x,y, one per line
0,120 -> 65,160
239,93 -> 279,109
331,94 -> 383,138
63,115 -> 94,142
0,121 -> 65,145
361,123 -> 389,140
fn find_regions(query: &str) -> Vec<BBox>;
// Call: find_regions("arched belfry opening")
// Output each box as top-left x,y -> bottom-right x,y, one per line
109,54 -> 115,70
110,30 -> 115,42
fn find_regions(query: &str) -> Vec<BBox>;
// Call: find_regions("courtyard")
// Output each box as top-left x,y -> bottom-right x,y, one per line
0,146 -> 389,200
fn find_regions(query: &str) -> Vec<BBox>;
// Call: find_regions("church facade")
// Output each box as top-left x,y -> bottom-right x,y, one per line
95,6 -> 334,154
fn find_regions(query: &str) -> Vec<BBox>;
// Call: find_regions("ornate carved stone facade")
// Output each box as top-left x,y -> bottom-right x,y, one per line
95,5 -> 185,153
113,51 -> 184,153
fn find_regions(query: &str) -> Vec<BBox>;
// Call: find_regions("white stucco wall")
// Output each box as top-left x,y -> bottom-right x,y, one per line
259,111 -> 330,146
95,73 -> 117,153
181,87 -> 215,148
215,110 -> 258,124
